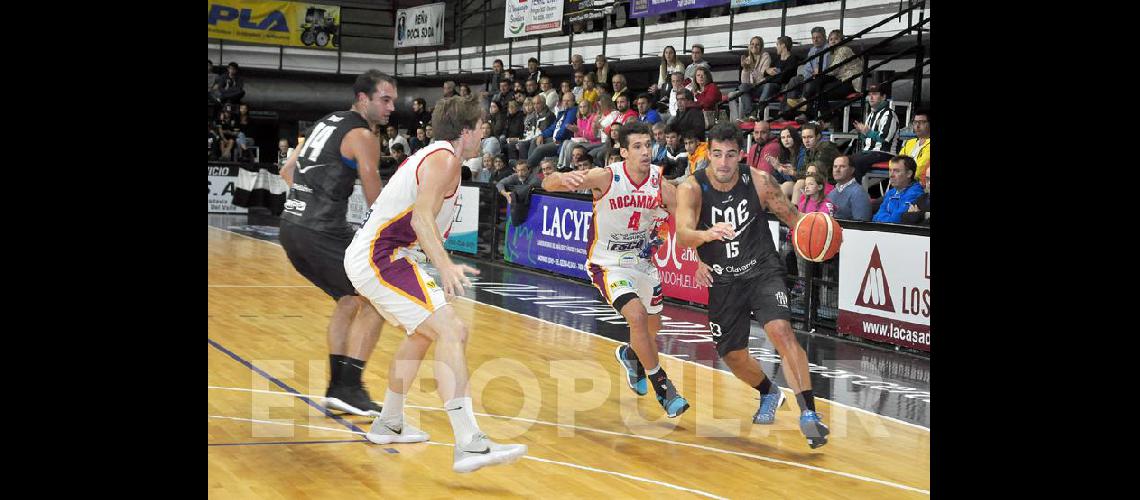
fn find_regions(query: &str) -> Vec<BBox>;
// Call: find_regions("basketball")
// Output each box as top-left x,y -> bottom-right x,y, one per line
793,212 -> 843,262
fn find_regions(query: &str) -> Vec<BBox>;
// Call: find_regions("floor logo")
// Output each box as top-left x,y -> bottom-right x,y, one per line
856,245 -> 895,312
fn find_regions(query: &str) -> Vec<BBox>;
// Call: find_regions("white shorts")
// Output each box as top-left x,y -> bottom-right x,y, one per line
345,247 -> 448,335
586,261 -> 663,315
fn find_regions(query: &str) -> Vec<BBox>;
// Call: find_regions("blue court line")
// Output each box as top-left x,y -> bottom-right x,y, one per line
207,338 -> 366,435
209,439 -> 367,447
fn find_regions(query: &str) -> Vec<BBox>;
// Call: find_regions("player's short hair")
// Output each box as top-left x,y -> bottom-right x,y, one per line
890,155 -> 918,176
353,70 -> 397,100
431,95 -> 483,141
706,122 -> 742,150
618,121 -> 653,149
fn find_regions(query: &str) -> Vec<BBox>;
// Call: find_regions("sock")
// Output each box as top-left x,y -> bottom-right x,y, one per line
377,389 -> 405,423
329,354 -> 346,386
646,365 -> 669,399
796,390 -> 817,413
754,376 -> 773,395
341,356 -> 366,387
623,344 -> 645,378
445,397 -> 481,446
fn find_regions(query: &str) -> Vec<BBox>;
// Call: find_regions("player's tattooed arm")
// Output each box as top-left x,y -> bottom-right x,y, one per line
752,168 -> 803,228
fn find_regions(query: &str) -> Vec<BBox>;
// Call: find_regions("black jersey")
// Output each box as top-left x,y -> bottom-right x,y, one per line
281,111 -> 370,236
694,164 -> 785,285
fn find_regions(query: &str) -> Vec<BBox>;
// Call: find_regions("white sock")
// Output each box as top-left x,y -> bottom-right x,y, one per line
645,364 -> 661,376
444,397 -> 481,446
378,389 -> 405,423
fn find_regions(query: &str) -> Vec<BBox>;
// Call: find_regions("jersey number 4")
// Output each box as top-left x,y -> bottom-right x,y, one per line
627,211 -> 642,230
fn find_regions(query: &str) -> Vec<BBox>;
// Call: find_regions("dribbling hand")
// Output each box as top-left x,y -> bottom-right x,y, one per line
441,263 -> 480,297
695,261 -> 714,288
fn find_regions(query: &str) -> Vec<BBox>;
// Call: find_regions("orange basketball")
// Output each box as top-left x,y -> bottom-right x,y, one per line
793,212 -> 843,262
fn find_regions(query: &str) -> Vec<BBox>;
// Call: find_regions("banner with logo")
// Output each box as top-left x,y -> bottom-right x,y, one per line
629,0 -> 730,20
395,2 -> 445,48
443,186 -> 480,255
565,0 -> 614,23
505,0 -> 565,38
730,0 -> 783,7
233,163 -> 288,215
208,1 -> 341,49
504,194 -> 593,279
346,183 -> 367,225
208,164 -> 249,214
837,229 -> 930,351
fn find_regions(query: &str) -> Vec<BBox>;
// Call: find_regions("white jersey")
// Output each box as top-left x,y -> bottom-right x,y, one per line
586,161 -> 667,269
346,141 -> 459,269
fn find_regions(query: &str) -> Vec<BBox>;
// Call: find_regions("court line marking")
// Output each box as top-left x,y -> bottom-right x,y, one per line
207,224 -> 931,433
208,386 -> 929,495
209,285 -> 314,288
208,439 -> 366,447
207,414 -> 727,499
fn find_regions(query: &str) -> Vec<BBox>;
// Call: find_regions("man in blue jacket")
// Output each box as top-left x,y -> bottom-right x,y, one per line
527,92 -> 578,168
873,155 -> 925,223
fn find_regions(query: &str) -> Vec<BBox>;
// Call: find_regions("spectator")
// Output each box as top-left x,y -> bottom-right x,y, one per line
851,84 -> 899,185
796,172 -> 834,215
684,44 -> 712,83
212,62 -> 246,105
513,80 -> 525,98
480,121 -> 501,157
899,166 -> 930,226
787,27 -> 831,117
826,155 -> 873,221
570,53 -> 586,76
488,101 -> 507,141
525,57 -> 542,83
492,79 -> 513,111
594,96 -> 622,146
386,125 -> 410,156
208,122 -> 221,160
539,76 -> 559,111
425,124 -> 434,141
606,152 -> 624,167
651,122 -> 670,165
276,138 -> 292,167
524,78 -> 540,98
514,95 -> 556,161
636,93 -> 662,124
901,110 -> 931,184
390,143 -> 408,168
208,60 -> 217,96
472,152 -> 494,182
662,71 -> 688,121
498,160 -> 543,226
798,122 -> 840,184
610,74 -> 630,105
595,54 -> 612,91
580,72 -> 599,108
505,68 -> 517,83
571,71 -> 586,103
668,131 -> 710,185
650,45 -> 685,97
793,163 -> 836,207
594,121 -> 625,167
237,103 -> 251,128
486,59 -> 506,92
729,36 -> 773,122
527,92 -> 579,168
559,98 -> 601,168
662,129 -> 686,178
692,67 -> 723,129
442,80 -> 457,98
539,158 -> 557,180
760,36 -> 802,111
811,29 -> 862,116
765,127 -> 804,198
615,94 -> 638,125
408,127 -> 428,155
489,155 -> 512,183
513,89 -> 528,110
745,120 -> 781,173
872,155 -> 925,223
569,144 -> 591,169
668,88 -> 705,140
504,99 -> 526,143
458,82 -> 471,97
411,98 -> 432,131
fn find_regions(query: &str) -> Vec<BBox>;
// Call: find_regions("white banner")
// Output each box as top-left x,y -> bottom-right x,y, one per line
443,186 -> 480,254
837,229 -> 930,351
346,183 -> 367,225
395,2 -> 445,48
505,0 -> 564,38
208,164 -> 248,214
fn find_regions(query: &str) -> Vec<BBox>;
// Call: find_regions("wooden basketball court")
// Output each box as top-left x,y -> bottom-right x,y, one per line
208,226 -> 930,498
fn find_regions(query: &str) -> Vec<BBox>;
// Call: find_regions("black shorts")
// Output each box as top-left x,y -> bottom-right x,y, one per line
707,272 -> 792,357
278,220 -> 357,300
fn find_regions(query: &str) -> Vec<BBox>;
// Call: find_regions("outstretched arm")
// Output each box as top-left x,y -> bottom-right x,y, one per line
752,168 -> 803,228
542,166 -> 612,198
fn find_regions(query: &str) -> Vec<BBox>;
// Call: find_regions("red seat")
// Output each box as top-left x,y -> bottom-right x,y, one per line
738,121 -> 755,131
847,92 -> 863,99
769,120 -> 800,131
871,161 -> 890,171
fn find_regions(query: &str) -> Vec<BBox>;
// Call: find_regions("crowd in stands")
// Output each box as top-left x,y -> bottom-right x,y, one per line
209,61 -> 259,163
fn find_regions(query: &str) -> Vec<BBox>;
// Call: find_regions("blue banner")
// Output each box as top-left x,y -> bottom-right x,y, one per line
730,0 -> 783,7
504,194 -> 594,280
629,0 -> 729,20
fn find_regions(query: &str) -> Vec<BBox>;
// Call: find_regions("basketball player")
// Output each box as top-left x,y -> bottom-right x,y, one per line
278,70 -> 392,417
343,94 -> 528,472
674,122 -> 830,448
542,121 -> 690,418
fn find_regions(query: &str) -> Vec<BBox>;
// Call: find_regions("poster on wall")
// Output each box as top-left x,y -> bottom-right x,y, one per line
208,1 -> 342,49
504,194 -> 593,280
836,229 -> 931,351
443,186 -> 480,255
505,0 -> 565,38
395,2 -> 446,48
208,164 -> 249,214
629,0 -> 729,20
